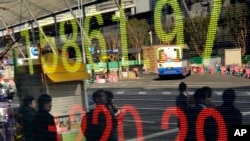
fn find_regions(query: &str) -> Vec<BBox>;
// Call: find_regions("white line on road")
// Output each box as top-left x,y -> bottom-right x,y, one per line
117,91 -> 125,95
214,91 -> 223,95
138,91 -> 147,95
188,91 -> 194,94
126,128 -> 179,141
242,111 -> 250,116
162,92 -> 171,95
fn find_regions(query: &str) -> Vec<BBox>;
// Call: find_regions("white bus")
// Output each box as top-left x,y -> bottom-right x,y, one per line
157,46 -> 191,78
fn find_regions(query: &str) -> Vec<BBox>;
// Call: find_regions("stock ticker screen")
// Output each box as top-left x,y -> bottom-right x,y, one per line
5,0 -> 250,141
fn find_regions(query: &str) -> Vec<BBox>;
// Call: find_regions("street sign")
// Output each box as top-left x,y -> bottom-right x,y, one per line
30,46 -> 39,59
6,60 -> 13,65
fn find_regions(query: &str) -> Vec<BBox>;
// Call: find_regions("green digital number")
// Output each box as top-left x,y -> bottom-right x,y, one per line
20,30 -> 34,75
203,0 -> 222,63
154,0 -> 184,45
59,19 -> 81,72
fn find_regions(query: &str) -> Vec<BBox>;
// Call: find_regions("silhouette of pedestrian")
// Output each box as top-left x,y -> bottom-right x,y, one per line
19,96 -> 37,141
202,86 -> 215,107
83,89 -> 118,141
186,88 -> 208,141
175,82 -> 189,112
217,89 -> 242,136
32,94 -> 56,141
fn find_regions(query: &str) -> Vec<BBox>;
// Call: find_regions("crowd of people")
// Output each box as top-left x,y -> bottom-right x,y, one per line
176,82 -> 242,141
19,94 -> 56,141
17,83 -> 242,141
18,90 -> 120,141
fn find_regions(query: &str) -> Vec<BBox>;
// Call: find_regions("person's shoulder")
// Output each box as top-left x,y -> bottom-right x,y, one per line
86,110 -> 94,117
32,113 -> 40,122
176,93 -> 185,99
216,104 -> 228,109
217,105 -> 241,114
232,107 -> 242,115
35,110 -> 52,118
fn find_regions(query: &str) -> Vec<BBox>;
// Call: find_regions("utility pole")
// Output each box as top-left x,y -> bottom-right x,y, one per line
114,0 -> 122,77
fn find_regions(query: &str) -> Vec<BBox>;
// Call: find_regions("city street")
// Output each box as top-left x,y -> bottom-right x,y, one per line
86,74 -> 250,141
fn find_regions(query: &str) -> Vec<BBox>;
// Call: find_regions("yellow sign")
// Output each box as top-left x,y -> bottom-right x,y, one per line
43,53 -> 90,82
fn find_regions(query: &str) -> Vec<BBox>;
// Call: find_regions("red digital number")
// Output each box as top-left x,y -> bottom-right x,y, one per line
117,104 -> 144,141
93,105 -> 113,141
80,115 -> 87,141
55,104 -> 228,141
51,114 -> 62,141
196,108 -> 227,141
161,106 -> 188,141
68,104 -> 86,141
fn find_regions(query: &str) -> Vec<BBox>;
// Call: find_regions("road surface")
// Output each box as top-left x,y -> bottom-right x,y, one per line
86,74 -> 250,141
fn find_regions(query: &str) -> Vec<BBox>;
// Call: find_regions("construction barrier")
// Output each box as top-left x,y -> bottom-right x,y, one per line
190,65 -> 250,79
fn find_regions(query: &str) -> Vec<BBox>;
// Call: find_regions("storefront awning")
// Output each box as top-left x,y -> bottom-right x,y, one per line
43,53 -> 90,83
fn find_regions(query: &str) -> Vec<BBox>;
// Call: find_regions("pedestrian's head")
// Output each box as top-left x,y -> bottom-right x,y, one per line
202,86 -> 212,98
179,82 -> 187,93
23,95 -> 36,109
193,88 -> 208,105
105,90 -> 114,104
92,89 -> 107,105
222,89 -> 236,105
38,94 -> 52,112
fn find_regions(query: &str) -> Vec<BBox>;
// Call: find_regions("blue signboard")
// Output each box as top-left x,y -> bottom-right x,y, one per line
30,47 -> 39,59
31,47 -> 39,56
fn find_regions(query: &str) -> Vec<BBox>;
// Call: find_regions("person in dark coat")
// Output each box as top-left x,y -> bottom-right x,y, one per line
83,89 -> 116,141
217,89 -> 242,136
186,88 -> 209,141
19,96 -> 37,141
32,94 -> 57,141
176,82 -> 189,112
202,86 -> 215,107
175,82 -> 189,130
105,90 -> 120,141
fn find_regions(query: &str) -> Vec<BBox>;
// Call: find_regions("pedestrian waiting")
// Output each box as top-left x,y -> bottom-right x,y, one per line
19,96 -> 37,141
217,89 -> 242,135
32,94 -> 57,141
83,89 -> 118,141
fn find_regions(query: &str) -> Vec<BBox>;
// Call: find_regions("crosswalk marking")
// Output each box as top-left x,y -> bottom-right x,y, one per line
87,89 -> 250,96
214,91 -> 223,95
117,91 -> 125,95
162,92 -> 171,95
138,91 -> 147,95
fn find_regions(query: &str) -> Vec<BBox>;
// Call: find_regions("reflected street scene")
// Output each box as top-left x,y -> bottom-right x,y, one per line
0,0 -> 250,141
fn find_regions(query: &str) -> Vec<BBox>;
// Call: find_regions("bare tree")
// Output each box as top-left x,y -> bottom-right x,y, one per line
126,18 -> 150,48
224,3 -> 249,55
184,16 -> 210,56
162,15 -> 175,45
104,27 -> 120,49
